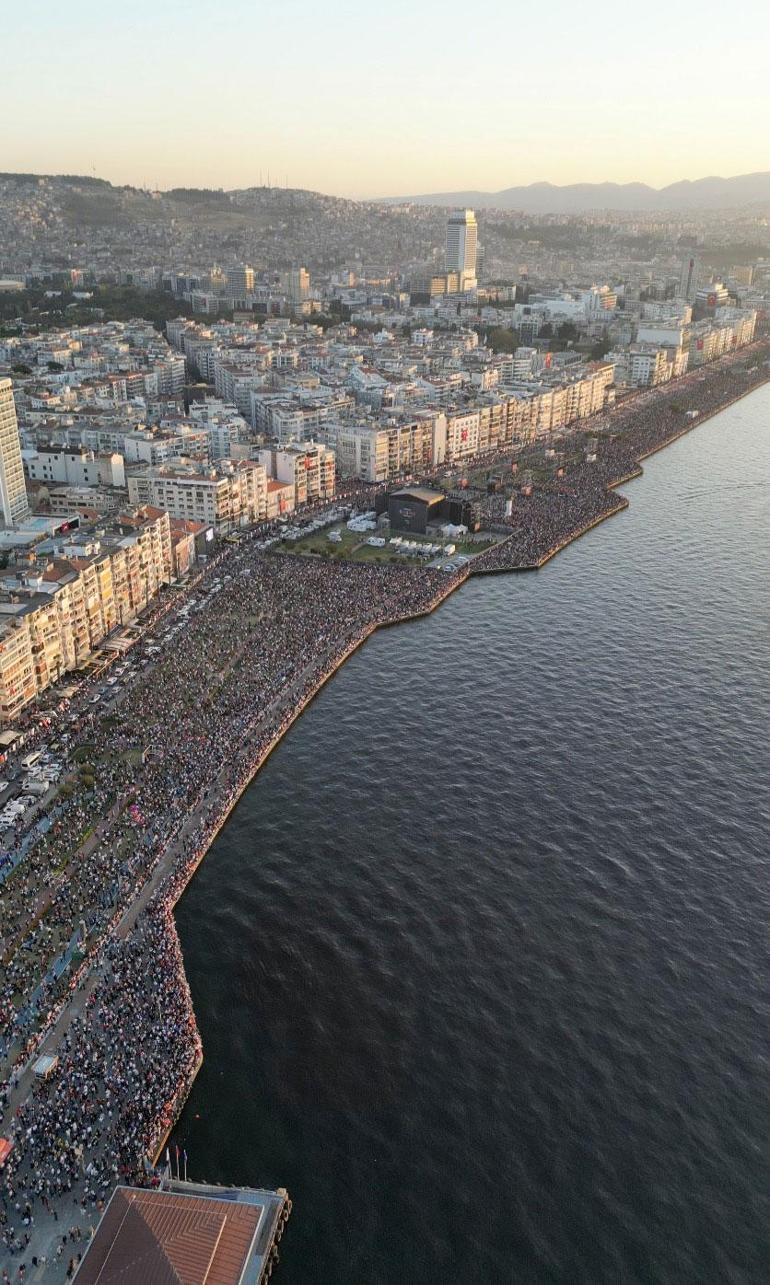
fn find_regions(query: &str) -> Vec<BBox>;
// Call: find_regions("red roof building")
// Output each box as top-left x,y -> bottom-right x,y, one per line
74,1182 -> 290,1285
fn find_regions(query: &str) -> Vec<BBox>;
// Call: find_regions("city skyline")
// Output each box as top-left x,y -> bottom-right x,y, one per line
4,0 -> 769,198
2,5 -> 770,1263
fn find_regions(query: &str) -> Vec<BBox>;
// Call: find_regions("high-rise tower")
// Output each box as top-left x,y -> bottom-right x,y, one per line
678,253 -> 700,302
226,264 -> 255,295
0,379 -> 29,527
446,209 -> 478,290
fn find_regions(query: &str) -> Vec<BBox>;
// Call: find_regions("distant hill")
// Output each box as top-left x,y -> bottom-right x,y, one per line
380,172 -> 770,213
0,173 -> 448,275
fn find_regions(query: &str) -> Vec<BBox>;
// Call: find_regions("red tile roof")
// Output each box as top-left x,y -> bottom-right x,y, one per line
74,1187 -> 263,1285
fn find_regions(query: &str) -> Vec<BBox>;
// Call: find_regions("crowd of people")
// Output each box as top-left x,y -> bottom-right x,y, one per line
0,540 -> 465,1273
0,338 -> 767,1276
0,548 -> 467,1058
471,343 -> 770,573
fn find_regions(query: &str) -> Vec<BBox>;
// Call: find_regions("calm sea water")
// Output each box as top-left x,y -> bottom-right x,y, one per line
173,384 -> 770,1284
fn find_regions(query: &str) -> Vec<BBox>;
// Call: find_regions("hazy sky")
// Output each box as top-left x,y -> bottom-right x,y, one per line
4,0 -> 769,197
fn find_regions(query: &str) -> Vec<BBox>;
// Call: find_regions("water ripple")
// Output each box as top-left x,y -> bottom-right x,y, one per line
174,385 -> 770,1284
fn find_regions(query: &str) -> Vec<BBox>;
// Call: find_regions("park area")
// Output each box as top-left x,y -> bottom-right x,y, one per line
273,523 -> 499,566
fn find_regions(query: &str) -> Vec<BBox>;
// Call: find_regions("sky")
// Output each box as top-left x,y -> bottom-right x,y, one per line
3,0 -> 770,198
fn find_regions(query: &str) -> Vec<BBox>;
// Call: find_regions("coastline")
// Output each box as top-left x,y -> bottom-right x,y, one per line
470,369 -> 770,575
147,569 -> 468,1162
4,354 -> 769,1219
470,495 -> 631,575
157,367 -> 770,1161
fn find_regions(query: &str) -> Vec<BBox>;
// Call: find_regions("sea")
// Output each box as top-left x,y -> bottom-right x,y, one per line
172,382 -> 770,1283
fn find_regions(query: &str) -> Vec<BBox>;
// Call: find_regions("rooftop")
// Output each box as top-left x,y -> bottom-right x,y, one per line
390,486 -> 444,504
73,1182 -> 287,1285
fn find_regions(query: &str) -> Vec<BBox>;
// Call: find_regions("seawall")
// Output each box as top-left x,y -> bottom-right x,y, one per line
146,568 -> 469,1164
470,368 -> 770,577
62,361 -> 770,1177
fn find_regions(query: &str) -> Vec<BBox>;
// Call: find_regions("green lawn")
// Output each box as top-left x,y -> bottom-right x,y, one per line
274,525 -> 498,565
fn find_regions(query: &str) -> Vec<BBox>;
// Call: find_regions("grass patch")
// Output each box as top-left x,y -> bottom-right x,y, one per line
275,524 -> 500,566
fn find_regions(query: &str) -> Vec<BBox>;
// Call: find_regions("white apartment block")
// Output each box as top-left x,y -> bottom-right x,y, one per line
0,379 -> 30,527
628,345 -> 676,387
318,418 -> 442,483
23,447 -> 126,489
266,479 -> 296,520
636,322 -> 687,349
445,411 -> 481,459
0,508 -> 173,721
446,210 -> 478,291
127,461 -> 267,530
257,443 -> 335,506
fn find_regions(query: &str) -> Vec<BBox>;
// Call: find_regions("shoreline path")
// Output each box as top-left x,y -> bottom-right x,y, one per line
1,338 -> 769,1281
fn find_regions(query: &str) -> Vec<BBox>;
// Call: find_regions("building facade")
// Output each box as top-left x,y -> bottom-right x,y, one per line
0,379 -> 29,527
446,210 -> 478,291
127,461 -> 268,530
0,508 -> 173,721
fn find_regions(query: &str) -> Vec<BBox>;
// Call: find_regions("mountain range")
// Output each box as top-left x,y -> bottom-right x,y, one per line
380,172 -> 770,213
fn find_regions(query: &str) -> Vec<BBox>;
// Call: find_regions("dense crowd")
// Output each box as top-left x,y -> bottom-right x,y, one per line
0,544 -> 464,1273
472,346 -> 770,572
0,550 -> 464,1060
0,339 -> 767,1276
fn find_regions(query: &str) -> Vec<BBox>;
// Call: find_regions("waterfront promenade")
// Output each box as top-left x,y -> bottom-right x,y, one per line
471,338 -> 770,572
0,557 -> 468,1278
1,340 -> 769,1279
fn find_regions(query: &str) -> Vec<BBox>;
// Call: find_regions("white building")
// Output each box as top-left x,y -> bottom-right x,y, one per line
127,460 -> 267,530
226,265 -> 255,295
678,253 -> 700,302
285,268 -> 310,307
257,442 -> 335,506
23,447 -> 126,489
0,379 -> 30,527
446,210 -> 478,291
636,322 -> 686,349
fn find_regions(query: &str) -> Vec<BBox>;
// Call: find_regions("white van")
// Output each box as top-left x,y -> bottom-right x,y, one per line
21,751 -> 43,771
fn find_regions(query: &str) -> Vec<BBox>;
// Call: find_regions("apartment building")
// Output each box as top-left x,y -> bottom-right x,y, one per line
0,507 -> 173,721
226,265 -> 255,295
0,379 -> 29,527
266,479 -> 296,519
23,447 -> 126,489
250,391 -> 354,442
127,460 -> 267,530
188,400 -> 251,460
628,345 -> 677,387
319,416 -> 443,483
256,442 -> 335,505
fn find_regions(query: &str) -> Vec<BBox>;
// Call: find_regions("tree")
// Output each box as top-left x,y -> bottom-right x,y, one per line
11,362 -> 31,374
486,327 -> 518,354
47,360 -> 64,371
